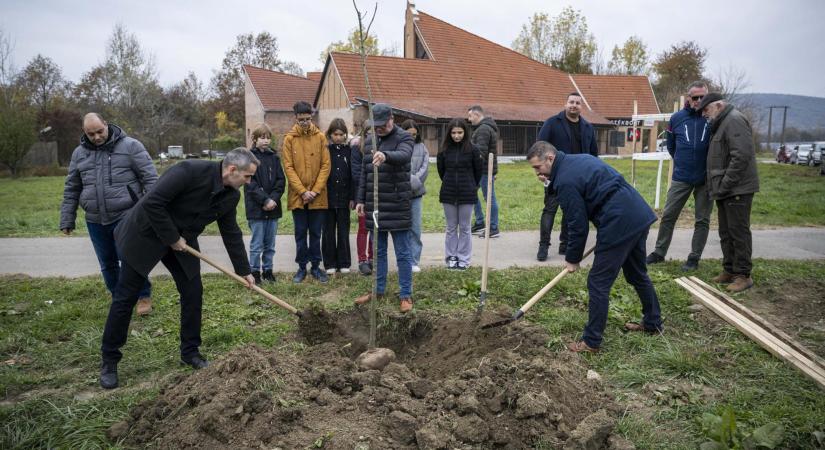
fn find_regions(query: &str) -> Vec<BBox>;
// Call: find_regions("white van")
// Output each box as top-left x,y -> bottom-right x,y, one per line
811,142 -> 824,166
167,145 -> 184,159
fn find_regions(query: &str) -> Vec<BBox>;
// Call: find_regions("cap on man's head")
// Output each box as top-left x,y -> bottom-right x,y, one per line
697,92 -> 725,111
365,103 -> 392,128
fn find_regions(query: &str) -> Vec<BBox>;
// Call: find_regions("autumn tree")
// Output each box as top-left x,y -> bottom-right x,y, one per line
319,28 -> 388,64
210,32 -> 303,126
651,41 -> 707,112
607,36 -> 649,76
511,7 -> 598,74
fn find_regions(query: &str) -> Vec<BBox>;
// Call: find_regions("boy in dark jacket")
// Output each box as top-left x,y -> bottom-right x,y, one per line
527,141 -> 663,353
244,124 -> 286,284
323,119 -> 354,273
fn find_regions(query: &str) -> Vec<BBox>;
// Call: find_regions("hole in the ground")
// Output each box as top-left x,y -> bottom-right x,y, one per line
120,309 -> 623,449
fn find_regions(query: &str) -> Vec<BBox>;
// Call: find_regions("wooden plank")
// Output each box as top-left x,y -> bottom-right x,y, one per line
675,278 -> 825,390
678,277 -> 825,387
679,277 -> 825,381
689,276 -> 825,373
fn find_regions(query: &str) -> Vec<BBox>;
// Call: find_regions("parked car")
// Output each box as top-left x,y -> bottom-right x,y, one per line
795,144 -> 813,165
789,146 -> 799,164
810,142 -> 824,166
776,145 -> 792,163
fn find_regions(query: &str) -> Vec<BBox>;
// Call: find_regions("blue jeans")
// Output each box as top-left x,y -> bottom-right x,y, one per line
582,229 -> 663,348
87,221 -> 151,298
473,175 -> 499,230
376,229 -> 413,298
292,207 -> 324,268
410,197 -> 423,265
248,219 -> 279,272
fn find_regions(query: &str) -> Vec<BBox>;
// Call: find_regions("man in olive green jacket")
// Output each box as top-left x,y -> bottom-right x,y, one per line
699,93 -> 760,292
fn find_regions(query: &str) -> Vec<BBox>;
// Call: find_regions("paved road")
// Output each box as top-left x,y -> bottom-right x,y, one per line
1,227 -> 824,278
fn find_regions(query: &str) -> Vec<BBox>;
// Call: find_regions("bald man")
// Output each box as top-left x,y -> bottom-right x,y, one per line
60,113 -> 158,313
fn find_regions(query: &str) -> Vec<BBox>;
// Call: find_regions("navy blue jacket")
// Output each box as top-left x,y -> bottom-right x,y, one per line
549,152 -> 656,263
244,147 -> 285,220
538,111 -> 598,156
667,106 -> 709,184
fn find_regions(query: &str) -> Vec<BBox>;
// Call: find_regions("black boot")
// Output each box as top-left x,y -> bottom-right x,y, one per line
262,271 -> 276,283
181,354 -> 209,370
100,362 -> 118,389
252,271 -> 262,285
558,242 -> 567,254
537,245 -> 549,262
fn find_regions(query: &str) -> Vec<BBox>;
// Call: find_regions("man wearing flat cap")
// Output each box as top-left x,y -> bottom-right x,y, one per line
353,103 -> 416,312
698,93 -> 760,292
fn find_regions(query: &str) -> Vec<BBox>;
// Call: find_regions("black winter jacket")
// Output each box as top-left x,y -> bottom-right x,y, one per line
326,143 -> 354,208
471,117 -> 499,176
437,142 -> 483,205
356,126 -> 414,231
60,124 -> 158,228
115,160 -> 250,279
244,147 -> 285,220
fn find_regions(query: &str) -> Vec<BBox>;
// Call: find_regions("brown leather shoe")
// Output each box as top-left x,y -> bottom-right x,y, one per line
567,340 -> 599,353
354,292 -> 383,305
136,297 -> 153,316
712,271 -> 735,284
624,322 -> 661,335
726,275 -> 754,293
399,298 -> 413,313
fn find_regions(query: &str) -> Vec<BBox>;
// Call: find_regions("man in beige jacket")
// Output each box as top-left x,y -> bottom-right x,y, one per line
282,101 -> 331,283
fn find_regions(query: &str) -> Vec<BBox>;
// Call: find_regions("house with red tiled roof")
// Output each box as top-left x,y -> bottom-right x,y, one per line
243,65 -> 319,147
245,2 -> 660,155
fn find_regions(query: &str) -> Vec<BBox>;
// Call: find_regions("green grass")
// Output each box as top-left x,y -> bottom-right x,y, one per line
1,160 -> 823,237
1,260 -> 824,448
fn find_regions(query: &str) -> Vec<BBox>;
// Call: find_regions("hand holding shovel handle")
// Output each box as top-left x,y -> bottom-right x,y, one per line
182,245 -> 300,316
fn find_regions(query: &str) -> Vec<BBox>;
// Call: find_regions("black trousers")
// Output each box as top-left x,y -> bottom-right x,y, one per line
716,194 -> 754,277
101,249 -> 203,364
540,188 -> 567,247
322,207 -> 352,269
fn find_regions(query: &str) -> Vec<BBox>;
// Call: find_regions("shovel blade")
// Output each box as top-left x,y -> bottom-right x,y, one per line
479,309 -> 524,329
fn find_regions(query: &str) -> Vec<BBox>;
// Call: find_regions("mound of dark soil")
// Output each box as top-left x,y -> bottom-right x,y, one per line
112,309 -> 629,449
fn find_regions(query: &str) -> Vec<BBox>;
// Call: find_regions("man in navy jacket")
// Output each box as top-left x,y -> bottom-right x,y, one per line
536,92 -> 599,261
646,81 -> 712,271
527,141 -> 663,353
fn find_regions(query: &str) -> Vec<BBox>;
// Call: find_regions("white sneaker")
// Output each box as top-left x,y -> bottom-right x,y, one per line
412,265 -> 421,273
325,268 -> 336,275
340,268 -> 351,274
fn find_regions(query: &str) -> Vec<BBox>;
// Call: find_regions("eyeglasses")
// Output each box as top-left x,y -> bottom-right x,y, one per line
296,117 -> 312,123
690,95 -> 704,101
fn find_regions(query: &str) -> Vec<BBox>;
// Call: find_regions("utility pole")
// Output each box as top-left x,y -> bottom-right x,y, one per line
767,106 -> 789,150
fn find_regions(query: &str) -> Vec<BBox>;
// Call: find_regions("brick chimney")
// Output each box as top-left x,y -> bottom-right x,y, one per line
404,0 -> 419,59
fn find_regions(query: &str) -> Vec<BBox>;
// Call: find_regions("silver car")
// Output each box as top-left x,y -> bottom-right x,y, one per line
795,144 -> 813,165
810,142 -> 824,166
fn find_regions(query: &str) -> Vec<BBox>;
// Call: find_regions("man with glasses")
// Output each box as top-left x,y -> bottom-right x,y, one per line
646,81 -> 712,272
282,101 -> 331,283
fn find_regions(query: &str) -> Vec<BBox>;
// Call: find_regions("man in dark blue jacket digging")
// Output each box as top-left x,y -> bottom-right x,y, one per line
646,81 -> 712,271
527,141 -> 663,353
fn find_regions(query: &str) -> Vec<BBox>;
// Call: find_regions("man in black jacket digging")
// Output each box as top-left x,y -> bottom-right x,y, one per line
99,148 -> 258,389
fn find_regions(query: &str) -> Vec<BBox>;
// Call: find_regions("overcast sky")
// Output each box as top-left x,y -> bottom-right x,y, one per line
2,0 -> 823,97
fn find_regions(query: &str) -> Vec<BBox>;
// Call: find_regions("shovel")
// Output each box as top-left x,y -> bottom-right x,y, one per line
183,244 -> 302,318
474,153 -> 495,320
480,245 -> 595,329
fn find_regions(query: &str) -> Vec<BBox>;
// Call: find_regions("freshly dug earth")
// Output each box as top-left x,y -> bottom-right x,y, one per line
114,309 -> 627,449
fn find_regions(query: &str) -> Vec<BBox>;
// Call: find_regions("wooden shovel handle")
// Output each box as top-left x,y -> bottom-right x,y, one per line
480,153 -> 495,292
518,245 -> 595,315
183,245 -> 299,315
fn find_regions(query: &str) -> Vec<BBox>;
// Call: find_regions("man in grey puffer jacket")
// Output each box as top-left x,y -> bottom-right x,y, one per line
60,113 -> 158,313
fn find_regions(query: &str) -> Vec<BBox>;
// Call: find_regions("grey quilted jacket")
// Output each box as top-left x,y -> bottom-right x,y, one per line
60,124 -> 158,228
